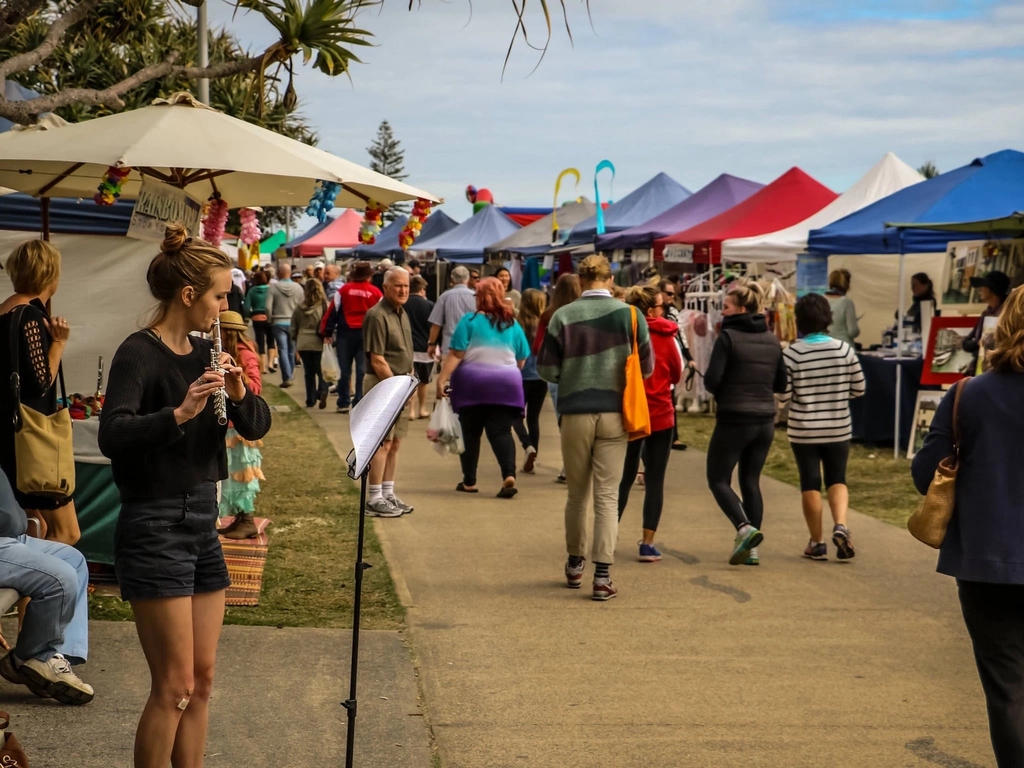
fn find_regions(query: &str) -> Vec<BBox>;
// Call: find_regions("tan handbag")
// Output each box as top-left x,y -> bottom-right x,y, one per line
8,306 -> 75,503
907,377 -> 969,548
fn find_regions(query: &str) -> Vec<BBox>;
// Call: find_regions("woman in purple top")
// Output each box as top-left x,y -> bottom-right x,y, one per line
437,277 -> 530,498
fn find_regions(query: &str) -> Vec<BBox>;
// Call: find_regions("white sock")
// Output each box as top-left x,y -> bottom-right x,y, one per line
738,524 -> 753,536
382,481 -> 395,498
369,484 -> 383,504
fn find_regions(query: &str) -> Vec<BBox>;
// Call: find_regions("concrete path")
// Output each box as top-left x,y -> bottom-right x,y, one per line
3,622 -> 432,767
294,388 -> 993,768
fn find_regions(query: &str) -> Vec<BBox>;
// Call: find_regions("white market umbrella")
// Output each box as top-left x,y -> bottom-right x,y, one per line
0,92 -> 438,209
720,153 -> 924,263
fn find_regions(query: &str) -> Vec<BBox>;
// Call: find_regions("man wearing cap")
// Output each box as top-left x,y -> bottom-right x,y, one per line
371,258 -> 394,292
362,267 -> 415,517
963,270 -> 1011,368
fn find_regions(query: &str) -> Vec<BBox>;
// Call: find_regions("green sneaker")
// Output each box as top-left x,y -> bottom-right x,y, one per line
729,527 -> 764,565
744,546 -> 760,566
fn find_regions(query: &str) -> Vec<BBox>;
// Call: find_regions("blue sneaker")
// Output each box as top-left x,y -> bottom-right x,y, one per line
638,542 -> 662,562
729,526 -> 764,565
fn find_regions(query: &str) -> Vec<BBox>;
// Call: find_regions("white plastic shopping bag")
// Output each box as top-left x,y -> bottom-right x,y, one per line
426,398 -> 464,456
320,342 -> 341,384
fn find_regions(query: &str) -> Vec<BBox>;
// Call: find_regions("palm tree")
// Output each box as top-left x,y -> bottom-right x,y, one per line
918,161 -> 940,179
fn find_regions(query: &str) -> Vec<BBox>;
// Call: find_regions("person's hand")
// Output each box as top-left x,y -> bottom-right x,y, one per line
435,379 -> 449,400
46,316 -> 70,344
687,360 -> 697,371
174,371 -> 225,424
324,336 -> 334,347
217,353 -> 246,402
0,625 -> 8,652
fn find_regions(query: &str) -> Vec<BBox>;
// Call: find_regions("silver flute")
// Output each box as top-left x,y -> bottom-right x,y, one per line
211,318 -> 228,426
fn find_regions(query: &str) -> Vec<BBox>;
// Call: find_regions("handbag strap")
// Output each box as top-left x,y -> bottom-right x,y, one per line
629,305 -> 639,355
951,376 -> 971,457
8,304 -> 67,431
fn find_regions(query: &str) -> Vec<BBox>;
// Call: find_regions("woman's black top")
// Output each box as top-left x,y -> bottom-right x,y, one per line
0,298 -> 62,509
98,330 -> 272,503
704,313 -> 787,423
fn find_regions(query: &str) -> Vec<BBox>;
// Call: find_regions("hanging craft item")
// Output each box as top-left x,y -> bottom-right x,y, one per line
94,165 -> 131,206
594,160 -> 616,235
202,197 -> 229,246
239,207 -> 262,246
552,168 -> 580,240
306,179 -> 341,223
398,198 -> 434,250
359,200 -> 385,245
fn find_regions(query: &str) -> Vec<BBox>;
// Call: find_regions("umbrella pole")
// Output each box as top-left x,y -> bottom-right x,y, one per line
41,197 -> 50,241
894,232 -> 906,460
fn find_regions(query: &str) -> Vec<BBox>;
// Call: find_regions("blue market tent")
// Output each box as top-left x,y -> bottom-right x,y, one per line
596,174 -> 763,251
808,149 -> 1024,255
347,210 -> 459,259
0,192 -> 133,235
409,205 -> 520,263
568,172 -> 692,245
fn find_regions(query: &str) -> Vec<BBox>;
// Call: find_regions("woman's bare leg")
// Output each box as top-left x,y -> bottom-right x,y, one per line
801,490 -> 824,542
826,484 -> 849,528
130,597 -> 196,768
171,590 -> 226,768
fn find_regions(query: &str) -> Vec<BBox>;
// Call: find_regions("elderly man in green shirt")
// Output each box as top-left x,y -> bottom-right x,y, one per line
362,267 -> 415,518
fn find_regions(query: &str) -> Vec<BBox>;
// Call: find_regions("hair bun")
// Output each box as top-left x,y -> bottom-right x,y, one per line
161,222 -> 190,255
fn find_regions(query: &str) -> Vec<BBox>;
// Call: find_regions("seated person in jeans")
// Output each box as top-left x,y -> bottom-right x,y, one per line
0,471 -> 94,704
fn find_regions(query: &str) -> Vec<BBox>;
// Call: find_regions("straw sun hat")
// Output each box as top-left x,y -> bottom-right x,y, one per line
219,311 -> 248,332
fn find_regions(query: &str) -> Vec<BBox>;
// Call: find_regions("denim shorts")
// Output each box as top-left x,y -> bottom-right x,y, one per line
114,482 -> 230,602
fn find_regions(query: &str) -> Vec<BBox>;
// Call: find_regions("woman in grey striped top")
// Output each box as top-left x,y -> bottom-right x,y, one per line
780,294 -> 865,561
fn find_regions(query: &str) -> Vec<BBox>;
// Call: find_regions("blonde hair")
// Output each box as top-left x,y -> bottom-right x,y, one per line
6,239 -> 61,295
726,281 -> 765,314
577,254 -> 612,284
624,284 -> 658,314
828,268 -> 851,294
146,222 -> 232,327
990,286 -> 1024,373
303,277 -> 326,309
518,288 -> 546,339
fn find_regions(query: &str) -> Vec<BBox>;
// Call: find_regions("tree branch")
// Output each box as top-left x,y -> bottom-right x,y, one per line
0,0 -> 102,81
0,48 -> 272,124
0,0 -> 48,45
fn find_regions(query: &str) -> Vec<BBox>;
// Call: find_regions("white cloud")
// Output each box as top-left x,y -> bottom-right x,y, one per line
206,0 -> 1024,227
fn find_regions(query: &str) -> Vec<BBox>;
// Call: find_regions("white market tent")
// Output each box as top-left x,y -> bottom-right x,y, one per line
720,153 -> 924,263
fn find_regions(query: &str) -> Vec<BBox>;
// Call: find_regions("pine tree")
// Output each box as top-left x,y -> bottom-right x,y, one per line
368,120 -> 410,221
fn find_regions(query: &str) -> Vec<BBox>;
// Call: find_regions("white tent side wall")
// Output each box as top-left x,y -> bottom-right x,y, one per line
0,232 -> 157,393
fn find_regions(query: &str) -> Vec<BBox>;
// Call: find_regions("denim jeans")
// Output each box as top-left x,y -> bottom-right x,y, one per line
0,535 -> 89,664
271,323 -> 295,383
335,328 -> 365,408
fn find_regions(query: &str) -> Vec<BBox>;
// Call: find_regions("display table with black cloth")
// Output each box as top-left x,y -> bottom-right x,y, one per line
71,418 -> 119,565
850,353 -> 932,449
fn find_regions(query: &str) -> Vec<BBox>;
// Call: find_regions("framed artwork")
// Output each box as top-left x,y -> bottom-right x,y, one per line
940,238 -> 1024,311
922,316 -> 978,385
907,390 -> 945,460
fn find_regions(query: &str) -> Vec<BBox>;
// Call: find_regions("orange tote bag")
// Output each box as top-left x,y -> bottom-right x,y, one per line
622,306 -> 651,441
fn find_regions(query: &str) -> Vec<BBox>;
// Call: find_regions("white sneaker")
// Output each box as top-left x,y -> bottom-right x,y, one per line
386,494 -> 414,514
522,445 -> 537,474
21,654 -> 94,705
364,498 -> 403,518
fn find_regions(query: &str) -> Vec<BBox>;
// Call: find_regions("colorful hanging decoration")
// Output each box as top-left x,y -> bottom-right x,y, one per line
399,198 -> 434,250
202,197 -> 229,246
306,179 -> 341,223
594,160 -> 616,235
359,200 -> 385,245
465,184 -> 494,215
552,168 -> 581,239
239,207 -> 262,245
94,165 -> 131,206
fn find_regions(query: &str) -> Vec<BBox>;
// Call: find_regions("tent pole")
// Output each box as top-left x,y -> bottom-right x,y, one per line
894,230 -> 906,460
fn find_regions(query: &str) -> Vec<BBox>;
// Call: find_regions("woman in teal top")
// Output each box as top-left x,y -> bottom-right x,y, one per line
242,271 -> 275,372
825,268 -> 860,346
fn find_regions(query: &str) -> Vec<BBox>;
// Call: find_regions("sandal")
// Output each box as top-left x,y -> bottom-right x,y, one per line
497,478 -> 518,499
456,482 -> 478,493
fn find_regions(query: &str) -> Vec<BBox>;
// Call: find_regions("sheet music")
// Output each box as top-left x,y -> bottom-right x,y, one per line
347,375 -> 418,479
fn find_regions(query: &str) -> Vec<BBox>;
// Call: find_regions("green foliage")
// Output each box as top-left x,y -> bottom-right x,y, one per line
918,161 -> 940,179
368,119 -> 409,220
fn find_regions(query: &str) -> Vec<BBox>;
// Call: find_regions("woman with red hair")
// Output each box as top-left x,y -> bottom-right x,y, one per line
437,277 -> 531,498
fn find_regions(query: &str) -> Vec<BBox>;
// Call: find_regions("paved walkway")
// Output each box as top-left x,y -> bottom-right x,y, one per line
297,387 -> 993,767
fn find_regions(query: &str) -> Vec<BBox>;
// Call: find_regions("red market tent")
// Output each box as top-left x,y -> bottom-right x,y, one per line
654,168 -> 837,264
292,209 -> 363,257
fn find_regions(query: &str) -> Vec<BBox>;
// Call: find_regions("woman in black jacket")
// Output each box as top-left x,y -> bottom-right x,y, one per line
704,282 -> 787,566
911,286 -> 1024,767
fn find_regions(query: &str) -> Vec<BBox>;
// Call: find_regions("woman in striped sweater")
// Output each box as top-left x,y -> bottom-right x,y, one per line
781,293 -> 866,561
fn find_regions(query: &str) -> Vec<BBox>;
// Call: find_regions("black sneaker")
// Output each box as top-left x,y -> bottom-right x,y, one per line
832,525 -> 856,560
803,541 -> 827,561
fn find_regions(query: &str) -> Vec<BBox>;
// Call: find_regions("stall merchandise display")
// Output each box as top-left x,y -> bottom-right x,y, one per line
907,390 -> 944,460
922,316 -> 978,385
942,238 -> 1024,309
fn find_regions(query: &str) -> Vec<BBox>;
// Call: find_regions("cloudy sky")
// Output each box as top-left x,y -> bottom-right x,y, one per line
205,0 -> 1024,229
